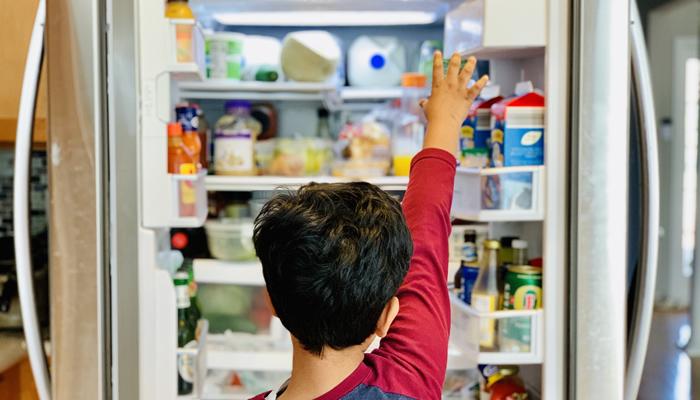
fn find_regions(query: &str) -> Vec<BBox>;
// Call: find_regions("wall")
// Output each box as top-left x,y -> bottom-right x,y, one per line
648,0 -> 700,306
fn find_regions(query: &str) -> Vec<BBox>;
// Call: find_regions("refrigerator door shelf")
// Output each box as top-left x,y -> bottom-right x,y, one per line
204,175 -> 408,192
443,0 -> 545,58
178,319 -> 210,400
452,166 -> 545,222
169,169 -> 208,227
449,293 -> 544,367
193,259 -> 265,286
168,19 -> 206,81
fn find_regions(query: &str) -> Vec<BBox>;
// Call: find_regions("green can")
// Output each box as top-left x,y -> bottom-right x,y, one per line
499,266 -> 542,352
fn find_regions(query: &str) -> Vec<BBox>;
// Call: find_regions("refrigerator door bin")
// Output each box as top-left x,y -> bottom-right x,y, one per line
168,19 -> 206,81
449,293 -> 543,367
452,166 -> 545,222
178,319 -> 210,399
170,170 -> 208,227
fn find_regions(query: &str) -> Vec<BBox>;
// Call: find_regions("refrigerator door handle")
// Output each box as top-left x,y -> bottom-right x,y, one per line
625,1 -> 661,399
13,0 -> 51,399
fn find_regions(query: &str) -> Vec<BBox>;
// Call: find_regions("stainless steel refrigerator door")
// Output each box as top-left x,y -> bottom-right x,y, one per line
46,0 -> 111,398
570,0 -> 631,398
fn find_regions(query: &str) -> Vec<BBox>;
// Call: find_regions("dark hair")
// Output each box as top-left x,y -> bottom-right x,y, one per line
253,182 -> 412,355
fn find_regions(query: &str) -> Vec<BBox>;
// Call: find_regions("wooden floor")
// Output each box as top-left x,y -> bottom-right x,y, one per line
638,311 -> 700,400
0,357 -> 39,400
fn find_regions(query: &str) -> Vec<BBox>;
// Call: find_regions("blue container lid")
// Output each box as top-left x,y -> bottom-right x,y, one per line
225,100 -> 252,111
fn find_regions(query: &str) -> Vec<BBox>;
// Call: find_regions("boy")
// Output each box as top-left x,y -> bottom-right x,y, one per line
252,52 -> 488,400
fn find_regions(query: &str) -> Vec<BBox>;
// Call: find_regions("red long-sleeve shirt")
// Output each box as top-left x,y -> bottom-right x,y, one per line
253,148 -> 456,399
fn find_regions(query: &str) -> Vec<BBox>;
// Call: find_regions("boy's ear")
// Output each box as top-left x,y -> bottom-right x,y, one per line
263,288 -> 277,317
375,296 -> 400,338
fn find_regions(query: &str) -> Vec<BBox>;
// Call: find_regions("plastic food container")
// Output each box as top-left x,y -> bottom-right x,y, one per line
206,32 -> 245,80
205,218 -> 256,261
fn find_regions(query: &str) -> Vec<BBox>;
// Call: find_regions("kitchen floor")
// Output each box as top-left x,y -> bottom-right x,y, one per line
638,311 -> 700,400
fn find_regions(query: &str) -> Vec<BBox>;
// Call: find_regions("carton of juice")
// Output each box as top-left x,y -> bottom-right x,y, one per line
490,92 -> 545,167
461,95 -> 503,168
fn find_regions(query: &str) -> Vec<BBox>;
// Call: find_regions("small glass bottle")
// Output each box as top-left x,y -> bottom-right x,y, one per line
471,239 -> 501,350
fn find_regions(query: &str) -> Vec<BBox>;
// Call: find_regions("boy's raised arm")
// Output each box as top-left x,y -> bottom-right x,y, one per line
373,52 -> 488,396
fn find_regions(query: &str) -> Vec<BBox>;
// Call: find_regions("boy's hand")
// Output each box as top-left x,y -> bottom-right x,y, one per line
420,52 -> 489,153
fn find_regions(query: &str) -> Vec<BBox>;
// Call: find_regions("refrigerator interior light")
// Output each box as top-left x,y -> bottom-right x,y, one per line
213,10 -> 438,26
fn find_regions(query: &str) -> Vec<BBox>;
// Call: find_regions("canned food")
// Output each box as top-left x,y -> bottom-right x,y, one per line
499,266 -> 542,352
503,266 -> 542,310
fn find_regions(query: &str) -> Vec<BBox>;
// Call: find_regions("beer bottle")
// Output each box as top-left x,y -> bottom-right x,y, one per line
181,259 -> 202,332
471,240 -> 501,350
175,272 -> 196,395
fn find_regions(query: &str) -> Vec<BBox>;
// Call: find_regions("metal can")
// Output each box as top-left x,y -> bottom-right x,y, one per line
499,266 -> 542,352
459,261 -> 480,305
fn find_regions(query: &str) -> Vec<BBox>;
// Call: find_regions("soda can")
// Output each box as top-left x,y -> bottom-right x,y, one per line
499,266 -> 542,352
459,261 -> 480,305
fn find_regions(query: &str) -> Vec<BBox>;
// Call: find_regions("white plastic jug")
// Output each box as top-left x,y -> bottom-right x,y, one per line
348,36 -> 406,87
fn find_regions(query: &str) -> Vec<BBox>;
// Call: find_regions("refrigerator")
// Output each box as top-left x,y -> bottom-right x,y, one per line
12,0 -> 660,399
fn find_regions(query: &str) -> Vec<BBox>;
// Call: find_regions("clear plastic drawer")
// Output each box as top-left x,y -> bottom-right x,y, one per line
452,166 -> 545,222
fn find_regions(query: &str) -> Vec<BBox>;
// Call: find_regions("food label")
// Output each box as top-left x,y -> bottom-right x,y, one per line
471,293 -> 497,348
214,130 -> 253,173
503,127 -> 544,166
180,181 -> 196,205
175,285 -> 190,309
177,340 -> 197,384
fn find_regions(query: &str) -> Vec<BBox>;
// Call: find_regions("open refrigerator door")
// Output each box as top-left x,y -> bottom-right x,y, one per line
132,0 -> 571,398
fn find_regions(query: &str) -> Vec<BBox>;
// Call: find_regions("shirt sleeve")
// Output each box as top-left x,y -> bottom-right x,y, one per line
372,147 -> 456,397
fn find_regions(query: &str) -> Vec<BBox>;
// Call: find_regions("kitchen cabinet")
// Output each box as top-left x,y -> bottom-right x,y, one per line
0,0 -> 48,146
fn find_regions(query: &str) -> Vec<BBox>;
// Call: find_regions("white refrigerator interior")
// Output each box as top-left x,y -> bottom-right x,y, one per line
131,0 -> 567,398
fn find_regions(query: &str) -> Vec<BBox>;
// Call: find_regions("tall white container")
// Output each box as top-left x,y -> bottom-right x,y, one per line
347,36 -> 406,87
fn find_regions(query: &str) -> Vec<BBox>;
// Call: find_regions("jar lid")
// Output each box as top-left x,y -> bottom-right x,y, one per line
512,239 -> 528,249
225,100 -> 252,111
401,73 -> 427,88
484,239 -> 501,250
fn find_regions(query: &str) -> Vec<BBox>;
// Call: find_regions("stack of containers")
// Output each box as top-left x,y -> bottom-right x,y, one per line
481,86 -> 546,211
460,92 -> 504,168
489,90 -> 545,167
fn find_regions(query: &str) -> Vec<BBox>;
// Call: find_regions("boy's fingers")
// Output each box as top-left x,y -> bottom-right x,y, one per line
459,56 -> 477,85
432,51 -> 444,86
446,52 -> 461,84
468,75 -> 490,100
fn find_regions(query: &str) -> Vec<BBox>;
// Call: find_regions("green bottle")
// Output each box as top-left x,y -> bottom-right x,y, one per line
255,65 -> 280,82
175,272 -> 196,395
181,259 -> 202,327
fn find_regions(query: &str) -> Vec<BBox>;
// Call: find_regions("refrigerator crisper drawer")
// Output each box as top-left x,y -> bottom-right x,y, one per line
170,170 -> 208,227
449,293 -> 543,367
451,166 -> 545,222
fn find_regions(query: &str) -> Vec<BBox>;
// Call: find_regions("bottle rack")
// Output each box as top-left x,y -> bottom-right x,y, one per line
449,293 -> 543,367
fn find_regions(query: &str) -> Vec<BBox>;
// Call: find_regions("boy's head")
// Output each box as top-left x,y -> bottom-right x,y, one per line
254,182 -> 412,356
